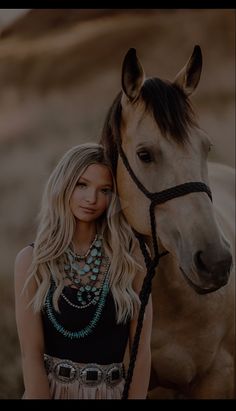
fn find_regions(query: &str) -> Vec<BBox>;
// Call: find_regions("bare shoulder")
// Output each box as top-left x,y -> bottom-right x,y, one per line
14,245 -> 34,282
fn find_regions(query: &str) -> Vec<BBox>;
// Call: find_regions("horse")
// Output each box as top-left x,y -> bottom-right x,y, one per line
100,46 -> 235,399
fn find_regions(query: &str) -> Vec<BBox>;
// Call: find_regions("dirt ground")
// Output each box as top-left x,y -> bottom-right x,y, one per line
0,9 -> 234,398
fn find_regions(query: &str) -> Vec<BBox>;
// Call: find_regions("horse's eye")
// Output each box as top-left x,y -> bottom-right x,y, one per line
137,150 -> 152,163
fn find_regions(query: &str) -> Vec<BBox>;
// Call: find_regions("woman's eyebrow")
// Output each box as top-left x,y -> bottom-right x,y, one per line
79,177 -> 90,182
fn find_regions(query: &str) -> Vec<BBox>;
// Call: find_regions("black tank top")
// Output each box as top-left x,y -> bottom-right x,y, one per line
29,243 -> 130,363
41,286 -> 130,364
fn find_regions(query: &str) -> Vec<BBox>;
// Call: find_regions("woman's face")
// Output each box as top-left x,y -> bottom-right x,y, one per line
70,164 -> 113,222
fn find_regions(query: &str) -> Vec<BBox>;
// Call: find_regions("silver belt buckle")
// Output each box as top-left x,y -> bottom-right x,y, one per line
80,364 -> 103,386
106,364 -> 123,386
54,360 -> 77,382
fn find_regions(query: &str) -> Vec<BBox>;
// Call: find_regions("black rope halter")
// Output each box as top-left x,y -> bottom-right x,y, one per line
117,134 -> 212,400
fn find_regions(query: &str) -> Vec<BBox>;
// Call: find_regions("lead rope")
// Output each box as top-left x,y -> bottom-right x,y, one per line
121,199 -> 168,399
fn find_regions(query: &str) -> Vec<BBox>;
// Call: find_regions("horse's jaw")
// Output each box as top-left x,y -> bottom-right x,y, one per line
146,236 -> 230,295
179,267 -> 227,294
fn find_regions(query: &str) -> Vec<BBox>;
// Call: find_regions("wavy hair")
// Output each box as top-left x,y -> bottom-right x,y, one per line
25,143 -> 141,323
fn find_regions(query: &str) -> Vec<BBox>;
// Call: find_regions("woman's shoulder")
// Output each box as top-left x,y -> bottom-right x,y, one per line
14,245 -> 38,301
14,245 -> 34,280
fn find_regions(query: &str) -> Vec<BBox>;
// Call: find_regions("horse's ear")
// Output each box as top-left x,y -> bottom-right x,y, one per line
121,48 -> 145,101
174,45 -> 202,96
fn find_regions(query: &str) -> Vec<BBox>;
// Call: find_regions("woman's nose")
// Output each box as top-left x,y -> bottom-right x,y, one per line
85,189 -> 97,203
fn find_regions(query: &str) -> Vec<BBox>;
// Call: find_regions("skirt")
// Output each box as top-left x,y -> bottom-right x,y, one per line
44,354 -> 126,399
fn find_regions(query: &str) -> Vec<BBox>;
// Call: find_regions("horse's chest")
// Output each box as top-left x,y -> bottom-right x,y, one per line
151,318 -> 221,386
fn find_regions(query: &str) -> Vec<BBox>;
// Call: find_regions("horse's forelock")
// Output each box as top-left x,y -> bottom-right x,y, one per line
141,78 -> 197,143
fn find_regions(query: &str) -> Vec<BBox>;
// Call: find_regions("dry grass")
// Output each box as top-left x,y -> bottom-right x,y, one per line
0,9 -> 234,398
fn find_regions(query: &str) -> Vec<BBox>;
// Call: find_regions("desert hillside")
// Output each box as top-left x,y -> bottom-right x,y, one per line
0,9 -> 234,398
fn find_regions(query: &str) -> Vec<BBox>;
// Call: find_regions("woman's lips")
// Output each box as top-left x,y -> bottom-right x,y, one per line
80,206 -> 96,213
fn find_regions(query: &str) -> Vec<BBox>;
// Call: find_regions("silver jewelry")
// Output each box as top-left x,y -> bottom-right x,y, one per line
63,235 -> 109,308
71,234 -> 98,259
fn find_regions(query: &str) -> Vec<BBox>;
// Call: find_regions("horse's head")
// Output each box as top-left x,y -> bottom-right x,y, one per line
101,46 -> 232,293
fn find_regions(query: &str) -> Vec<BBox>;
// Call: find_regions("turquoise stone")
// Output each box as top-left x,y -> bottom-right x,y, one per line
95,240 -> 102,247
87,256 -> 93,264
91,248 -> 98,257
95,259 -> 101,265
92,267 -> 99,274
79,269 -> 85,275
83,264 -> 90,273
90,275 -> 97,281
85,285 -> 91,291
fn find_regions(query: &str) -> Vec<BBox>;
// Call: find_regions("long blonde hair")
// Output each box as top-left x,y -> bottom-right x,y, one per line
25,143 -> 140,323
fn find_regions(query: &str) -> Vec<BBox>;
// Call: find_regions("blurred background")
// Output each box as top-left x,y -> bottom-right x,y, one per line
0,9 -> 234,398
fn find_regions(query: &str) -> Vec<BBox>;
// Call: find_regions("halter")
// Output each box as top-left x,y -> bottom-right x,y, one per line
117,134 -> 213,400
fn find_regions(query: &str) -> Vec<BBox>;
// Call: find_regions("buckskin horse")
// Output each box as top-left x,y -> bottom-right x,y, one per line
100,46 -> 235,399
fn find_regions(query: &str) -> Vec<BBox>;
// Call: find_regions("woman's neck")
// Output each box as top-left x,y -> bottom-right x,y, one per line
72,221 -> 97,254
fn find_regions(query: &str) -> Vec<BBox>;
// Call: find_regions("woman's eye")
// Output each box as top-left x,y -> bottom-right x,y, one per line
101,188 -> 112,195
77,182 -> 87,188
137,150 -> 153,163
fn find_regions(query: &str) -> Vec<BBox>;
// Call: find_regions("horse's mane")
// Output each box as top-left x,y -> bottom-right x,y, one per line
100,91 -> 122,174
100,78 -> 197,174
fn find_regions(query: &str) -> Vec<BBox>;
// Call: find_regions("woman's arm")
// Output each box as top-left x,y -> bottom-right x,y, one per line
14,246 -> 51,399
128,245 -> 153,399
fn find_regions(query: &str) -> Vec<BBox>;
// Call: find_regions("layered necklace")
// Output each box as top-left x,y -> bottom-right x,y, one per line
63,234 -> 110,308
44,234 -> 111,339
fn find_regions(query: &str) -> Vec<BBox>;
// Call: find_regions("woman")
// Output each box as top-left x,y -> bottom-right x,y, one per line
14,142 -> 152,399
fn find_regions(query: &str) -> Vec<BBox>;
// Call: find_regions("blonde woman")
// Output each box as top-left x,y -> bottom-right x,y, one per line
14,143 -> 152,399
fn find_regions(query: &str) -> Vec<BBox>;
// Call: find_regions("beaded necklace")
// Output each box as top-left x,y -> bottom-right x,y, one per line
44,235 -> 111,339
64,234 -> 108,307
45,272 -> 109,339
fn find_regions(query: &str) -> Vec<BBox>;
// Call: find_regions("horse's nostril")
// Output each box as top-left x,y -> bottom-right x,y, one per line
194,250 -> 232,282
194,251 -> 206,272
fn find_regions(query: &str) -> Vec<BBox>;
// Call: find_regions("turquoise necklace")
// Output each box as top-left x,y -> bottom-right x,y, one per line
64,234 -> 107,307
44,270 -> 110,339
44,235 -> 111,339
